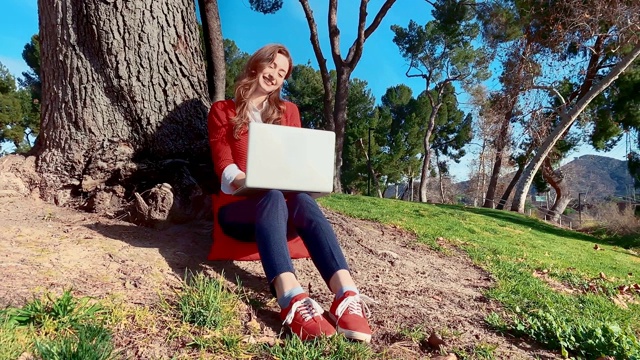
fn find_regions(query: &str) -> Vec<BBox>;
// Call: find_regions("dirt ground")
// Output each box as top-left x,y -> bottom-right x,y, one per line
0,195 -> 560,359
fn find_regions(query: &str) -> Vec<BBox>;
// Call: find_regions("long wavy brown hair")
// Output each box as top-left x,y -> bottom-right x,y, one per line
231,44 -> 293,138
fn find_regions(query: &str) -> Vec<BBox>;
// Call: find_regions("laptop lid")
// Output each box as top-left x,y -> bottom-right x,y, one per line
239,122 -> 335,194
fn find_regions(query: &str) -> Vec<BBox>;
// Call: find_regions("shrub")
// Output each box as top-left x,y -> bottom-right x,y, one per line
589,202 -> 640,237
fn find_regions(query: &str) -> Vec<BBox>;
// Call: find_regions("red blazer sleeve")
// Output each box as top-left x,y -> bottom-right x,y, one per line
286,102 -> 302,128
208,101 -> 234,178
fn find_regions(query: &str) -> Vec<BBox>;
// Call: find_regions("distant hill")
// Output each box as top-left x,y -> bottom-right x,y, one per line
560,154 -> 635,199
385,155 -> 636,202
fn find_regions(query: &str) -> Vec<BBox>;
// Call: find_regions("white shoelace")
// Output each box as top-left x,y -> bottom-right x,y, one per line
282,297 -> 325,325
335,294 -> 373,320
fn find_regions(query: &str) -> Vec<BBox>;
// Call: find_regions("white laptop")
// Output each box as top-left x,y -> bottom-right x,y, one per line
233,122 -> 336,196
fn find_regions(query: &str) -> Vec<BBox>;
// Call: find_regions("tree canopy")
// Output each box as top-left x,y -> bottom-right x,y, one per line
0,58 -> 39,153
392,0 -> 490,202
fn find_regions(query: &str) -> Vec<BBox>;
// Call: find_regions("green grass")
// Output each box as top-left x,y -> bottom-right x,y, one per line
5,195 -> 637,358
0,317 -> 31,360
172,271 -> 380,359
177,271 -> 241,331
34,324 -> 115,360
588,226 -> 640,252
319,194 -> 640,359
451,341 -> 499,360
0,290 -> 117,360
267,335 -> 376,360
170,271 -> 252,358
2,290 -> 104,335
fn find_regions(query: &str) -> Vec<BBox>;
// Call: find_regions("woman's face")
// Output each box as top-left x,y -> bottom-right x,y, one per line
255,53 -> 289,96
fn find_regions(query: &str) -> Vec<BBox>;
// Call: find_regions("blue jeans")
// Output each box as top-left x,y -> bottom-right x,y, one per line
218,190 -> 349,292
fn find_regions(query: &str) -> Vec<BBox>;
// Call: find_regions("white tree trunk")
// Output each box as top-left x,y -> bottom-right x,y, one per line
511,43 -> 640,213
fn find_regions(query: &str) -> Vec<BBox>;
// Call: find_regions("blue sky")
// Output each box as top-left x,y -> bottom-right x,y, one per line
0,0 -> 38,79
0,0 -> 628,180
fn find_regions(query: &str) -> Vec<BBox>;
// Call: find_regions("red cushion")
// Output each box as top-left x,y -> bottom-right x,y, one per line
207,194 -> 311,261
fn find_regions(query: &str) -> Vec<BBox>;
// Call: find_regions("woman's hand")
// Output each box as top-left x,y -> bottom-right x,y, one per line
232,172 -> 246,190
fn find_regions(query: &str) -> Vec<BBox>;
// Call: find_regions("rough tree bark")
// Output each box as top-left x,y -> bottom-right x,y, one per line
298,0 -> 396,193
37,0 -> 211,223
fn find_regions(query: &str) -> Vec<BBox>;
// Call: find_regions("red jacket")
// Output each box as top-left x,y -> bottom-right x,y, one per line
208,99 -> 302,208
206,99 -> 309,261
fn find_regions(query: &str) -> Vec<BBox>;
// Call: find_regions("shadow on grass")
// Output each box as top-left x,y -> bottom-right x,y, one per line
435,204 -> 601,243
601,233 -> 640,250
88,220 -> 282,330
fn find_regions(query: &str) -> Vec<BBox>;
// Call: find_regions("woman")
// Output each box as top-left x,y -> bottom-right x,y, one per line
207,44 -> 372,342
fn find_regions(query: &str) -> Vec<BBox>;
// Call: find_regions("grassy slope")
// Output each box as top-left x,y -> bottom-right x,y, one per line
3,194 -> 639,359
319,195 -> 640,359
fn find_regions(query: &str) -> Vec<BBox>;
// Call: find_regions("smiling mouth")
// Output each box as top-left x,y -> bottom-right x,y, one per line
263,76 -> 276,86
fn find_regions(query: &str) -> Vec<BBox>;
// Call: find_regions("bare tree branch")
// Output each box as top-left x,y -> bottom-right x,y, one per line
363,0 -> 396,40
299,0 -> 334,131
343,0 -> 367,67
328,0 -> 343,67
345,0 -> 396,68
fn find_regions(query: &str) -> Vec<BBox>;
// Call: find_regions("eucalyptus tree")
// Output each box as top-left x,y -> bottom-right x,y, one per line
478,49 -> 532,208
426,84 -> 473,202
392,0 -> 490,202
501,0 -> 640,213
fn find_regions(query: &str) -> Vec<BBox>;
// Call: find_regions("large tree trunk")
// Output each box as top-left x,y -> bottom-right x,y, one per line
541,158 -> 572,223
483,110 -> 511,208
550,194 -> 571,223
496,165 -> 523,210
419,102 -> 442,202
511,43 -> 640,213
436,153 -> 446,203
332,68 -> 351,193
199,0 -> 225,101
37,0 -> 210,222
419,133 -> 433,203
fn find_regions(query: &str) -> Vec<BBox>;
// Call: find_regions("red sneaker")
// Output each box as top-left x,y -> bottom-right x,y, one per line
280,293 -> 336,341
329,291 -> 373,342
